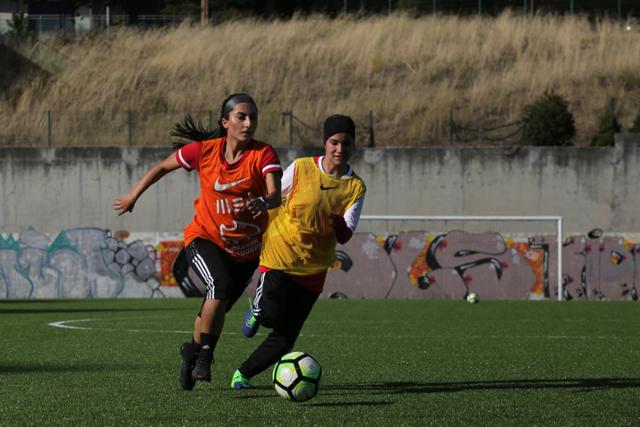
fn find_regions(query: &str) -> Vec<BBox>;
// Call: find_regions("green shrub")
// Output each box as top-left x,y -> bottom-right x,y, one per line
629,115 -> 640,133
591,106 -> 622,147
520,91 -> 575,146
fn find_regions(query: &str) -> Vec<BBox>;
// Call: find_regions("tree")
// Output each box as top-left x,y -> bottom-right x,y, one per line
6,11 -> 31,43
629,115 -> 640,134
520,91 -> 576,146
591,103 -> 622,147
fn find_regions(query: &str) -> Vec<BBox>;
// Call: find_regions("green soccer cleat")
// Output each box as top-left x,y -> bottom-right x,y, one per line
230,369 -> 252,390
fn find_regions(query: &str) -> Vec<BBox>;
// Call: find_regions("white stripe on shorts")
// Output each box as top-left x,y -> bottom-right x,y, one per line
252,272 -> 266,316
192,253 -> 215,299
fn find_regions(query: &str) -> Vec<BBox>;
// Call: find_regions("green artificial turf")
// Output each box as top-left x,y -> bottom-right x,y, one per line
1,299 -> 639,426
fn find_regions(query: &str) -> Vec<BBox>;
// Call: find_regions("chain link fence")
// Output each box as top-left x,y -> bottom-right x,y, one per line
2,2 -> 640,38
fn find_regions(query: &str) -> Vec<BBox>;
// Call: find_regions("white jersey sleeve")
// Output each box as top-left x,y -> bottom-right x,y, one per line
280,162 -> 295,198
344,194 -> 365,232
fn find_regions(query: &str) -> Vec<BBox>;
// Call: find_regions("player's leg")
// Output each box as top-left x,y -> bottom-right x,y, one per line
184,238 -> 234,383
225,258 -> 258,313
173,248 -> 206,390
242,272 -> 266,337
231,270 -> 288,388
232,271 -> 319,388
179,314 -> 201,391
192,298 -> 226,381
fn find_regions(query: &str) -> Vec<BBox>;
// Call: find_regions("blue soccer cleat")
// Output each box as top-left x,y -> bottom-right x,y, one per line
242,299 -> 259,338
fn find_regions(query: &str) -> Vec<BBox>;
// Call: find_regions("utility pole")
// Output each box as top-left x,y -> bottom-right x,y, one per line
201,0 -> 208,26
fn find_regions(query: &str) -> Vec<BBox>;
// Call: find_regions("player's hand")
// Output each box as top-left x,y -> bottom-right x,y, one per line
113,194 -> 136,216
329,213 -> 345,229
330,213 -> 353,244
245,193 -> 268,218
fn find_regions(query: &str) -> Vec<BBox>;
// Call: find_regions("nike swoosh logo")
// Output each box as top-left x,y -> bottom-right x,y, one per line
214,177 -> 248,192
320,184 -> 338,191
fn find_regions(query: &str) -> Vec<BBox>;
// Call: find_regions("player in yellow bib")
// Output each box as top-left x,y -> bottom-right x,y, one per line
230,114 -> 366,389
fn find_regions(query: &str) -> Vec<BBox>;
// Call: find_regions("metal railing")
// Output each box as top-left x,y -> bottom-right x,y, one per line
0,110 -> 377,148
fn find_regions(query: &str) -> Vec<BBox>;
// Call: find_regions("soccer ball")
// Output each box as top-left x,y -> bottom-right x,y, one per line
272,351 -> 322,402
466,292 -> 479,304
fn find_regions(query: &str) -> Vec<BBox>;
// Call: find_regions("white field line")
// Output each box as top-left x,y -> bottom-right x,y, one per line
47,318 -> 640,340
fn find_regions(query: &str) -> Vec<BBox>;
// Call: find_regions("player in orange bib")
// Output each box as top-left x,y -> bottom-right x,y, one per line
113,94 -> 282,390
229,114 -> 366,389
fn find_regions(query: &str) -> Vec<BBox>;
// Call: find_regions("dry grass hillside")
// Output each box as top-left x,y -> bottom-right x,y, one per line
2,11 -> 640,146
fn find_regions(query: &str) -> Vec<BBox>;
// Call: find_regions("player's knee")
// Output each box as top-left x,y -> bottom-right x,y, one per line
269,333 -> 295,354
256,311 -> 277,329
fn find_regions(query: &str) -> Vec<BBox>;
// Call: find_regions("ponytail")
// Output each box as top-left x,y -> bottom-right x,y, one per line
170,93 -> 257,149
170,114 -> 221,149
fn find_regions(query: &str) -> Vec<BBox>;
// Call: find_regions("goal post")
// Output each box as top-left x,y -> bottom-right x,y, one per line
359,215 -> 564,301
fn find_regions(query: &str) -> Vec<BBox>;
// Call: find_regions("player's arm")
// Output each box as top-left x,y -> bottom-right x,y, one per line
263,171 -> 282,209
330,194 -> 366,244
247,146 -> 284,216
113,153 -> 181,215
246,171 -> 282,217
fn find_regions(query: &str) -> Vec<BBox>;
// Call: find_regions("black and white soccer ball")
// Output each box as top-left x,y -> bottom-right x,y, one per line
272,351 -> 322,402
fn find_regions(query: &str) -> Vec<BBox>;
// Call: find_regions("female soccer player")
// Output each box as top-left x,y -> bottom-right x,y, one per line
113,93 -> 282,390
230,114 -> 366,389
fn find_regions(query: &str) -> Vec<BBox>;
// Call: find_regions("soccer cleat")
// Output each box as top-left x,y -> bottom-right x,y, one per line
191,346 -> 214,382
242,300 -> 259,338
230,369 -> 252,390
179,341 -> 200,391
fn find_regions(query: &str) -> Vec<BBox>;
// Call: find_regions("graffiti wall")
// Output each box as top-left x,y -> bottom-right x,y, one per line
0,227 -> 184,299
1,227 -> 639,301
324,230 -> 640,301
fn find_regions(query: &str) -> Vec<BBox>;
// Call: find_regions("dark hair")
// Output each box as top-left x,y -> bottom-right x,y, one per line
171,93 -> 257,149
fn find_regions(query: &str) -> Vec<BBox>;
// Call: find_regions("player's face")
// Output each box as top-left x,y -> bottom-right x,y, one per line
324,133 -> 353,167
222,103 -> 258,143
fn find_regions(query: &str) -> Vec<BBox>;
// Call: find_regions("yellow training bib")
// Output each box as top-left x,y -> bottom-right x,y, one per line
260,157 -> 366,275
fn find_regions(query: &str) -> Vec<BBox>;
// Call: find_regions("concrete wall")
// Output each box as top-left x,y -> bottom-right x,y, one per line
2,135 -> 640,300
1,135 -> 639,234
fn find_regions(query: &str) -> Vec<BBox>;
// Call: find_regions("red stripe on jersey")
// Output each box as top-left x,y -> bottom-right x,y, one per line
176,141 -> 203,171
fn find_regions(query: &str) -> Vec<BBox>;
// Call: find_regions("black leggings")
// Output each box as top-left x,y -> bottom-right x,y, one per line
239,270 -> 319,378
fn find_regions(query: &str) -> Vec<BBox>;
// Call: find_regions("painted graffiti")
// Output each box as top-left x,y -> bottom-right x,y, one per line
0,227 -> 184,299
2,227 -> 640,300
324,230 -> 640,301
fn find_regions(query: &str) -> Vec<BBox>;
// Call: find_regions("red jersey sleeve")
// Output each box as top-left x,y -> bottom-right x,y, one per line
260,146 -> 282,176
176,141 -> 203,171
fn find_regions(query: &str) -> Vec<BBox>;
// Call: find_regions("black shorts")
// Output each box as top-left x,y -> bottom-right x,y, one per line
251,269 -> 319,338
185,238 -> 258,306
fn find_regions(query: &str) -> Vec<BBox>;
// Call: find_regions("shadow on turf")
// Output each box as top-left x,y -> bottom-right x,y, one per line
232,389 -> 395,407
324,378 -> 640,394
304,401 -> 395,407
